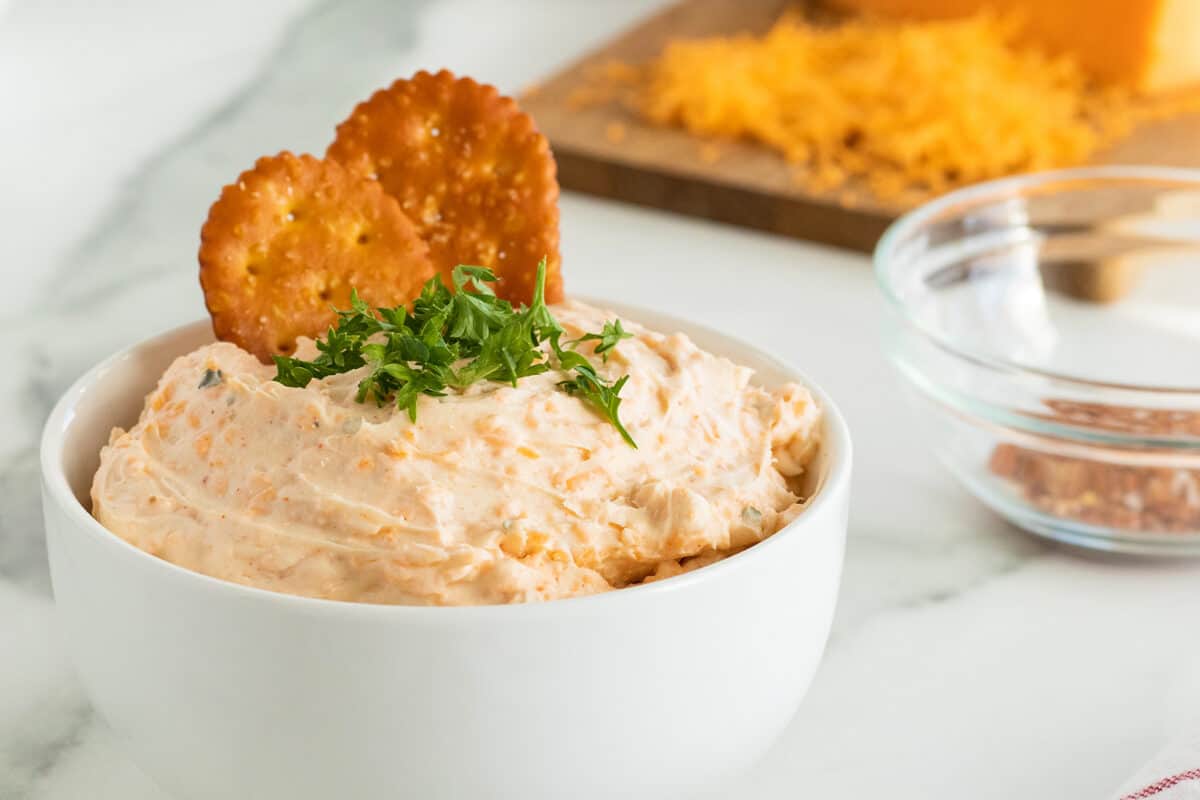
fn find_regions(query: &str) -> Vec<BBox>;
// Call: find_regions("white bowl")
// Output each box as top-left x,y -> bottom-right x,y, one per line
40,302 -> 852,800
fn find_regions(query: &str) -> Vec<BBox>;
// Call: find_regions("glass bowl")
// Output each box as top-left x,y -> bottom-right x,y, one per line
875,166 -> 1200,555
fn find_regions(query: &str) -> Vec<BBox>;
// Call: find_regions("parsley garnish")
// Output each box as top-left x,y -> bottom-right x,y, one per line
559,366 -> 636,448
272,260 -> 637,446
568,319 -> 632,362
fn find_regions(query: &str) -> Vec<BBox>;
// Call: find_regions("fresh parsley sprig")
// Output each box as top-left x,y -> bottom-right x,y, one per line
568,319 -> 632,362
272,260 -> 637,446
559,366 -> 636,447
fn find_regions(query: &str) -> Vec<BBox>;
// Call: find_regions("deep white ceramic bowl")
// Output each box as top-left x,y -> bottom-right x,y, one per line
40,303 -> 852,800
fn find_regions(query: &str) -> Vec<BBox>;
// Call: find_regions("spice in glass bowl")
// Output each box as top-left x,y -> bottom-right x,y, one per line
990,402 -> 1200,534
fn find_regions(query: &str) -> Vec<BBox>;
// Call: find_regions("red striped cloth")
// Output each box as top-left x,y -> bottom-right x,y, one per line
1114,736 -> 1200,799
1120,769 -> 1200,799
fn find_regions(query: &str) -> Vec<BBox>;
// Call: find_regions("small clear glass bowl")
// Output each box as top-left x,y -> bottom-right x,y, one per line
875,166 -> 1200,555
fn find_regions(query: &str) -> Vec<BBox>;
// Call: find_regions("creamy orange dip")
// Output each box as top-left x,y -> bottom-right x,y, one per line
91,301 -> 822,605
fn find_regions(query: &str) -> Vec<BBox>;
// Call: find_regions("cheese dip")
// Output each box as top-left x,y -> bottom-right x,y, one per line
92,301 -> 821,605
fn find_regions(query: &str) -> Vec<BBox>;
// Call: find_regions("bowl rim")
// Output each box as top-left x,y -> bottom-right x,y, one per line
873,165 -> 1200,400
40,299 -> 853,620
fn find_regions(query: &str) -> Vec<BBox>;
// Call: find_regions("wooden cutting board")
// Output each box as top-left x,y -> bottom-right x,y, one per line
522,0 -> 1200,252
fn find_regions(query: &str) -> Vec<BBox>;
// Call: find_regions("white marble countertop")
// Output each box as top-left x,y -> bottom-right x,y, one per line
4,1 -> 1200,798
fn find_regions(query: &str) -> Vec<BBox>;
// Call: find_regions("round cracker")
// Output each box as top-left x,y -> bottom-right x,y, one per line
327,70 -> 563,306
199,152 -> 436,362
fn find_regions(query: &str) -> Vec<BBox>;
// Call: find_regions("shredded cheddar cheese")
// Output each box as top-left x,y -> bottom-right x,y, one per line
604,121 -> 628,144
586,13 -> 1200,204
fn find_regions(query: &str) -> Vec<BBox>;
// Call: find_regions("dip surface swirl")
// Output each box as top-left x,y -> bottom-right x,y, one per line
91,301 -> 822,605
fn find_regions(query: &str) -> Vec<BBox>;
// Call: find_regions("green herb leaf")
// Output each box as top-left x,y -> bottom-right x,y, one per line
569,319 -> 633,362
198,368 -> 223,389
527,258 -> 564,345
559,365 -> 637,448
452,265 -> 499,295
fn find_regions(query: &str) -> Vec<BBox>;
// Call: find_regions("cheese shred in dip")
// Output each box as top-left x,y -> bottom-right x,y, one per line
91,301 -> 821,605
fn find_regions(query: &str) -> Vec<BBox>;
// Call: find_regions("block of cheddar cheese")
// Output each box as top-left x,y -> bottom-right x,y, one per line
826,0 -> 1200,92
